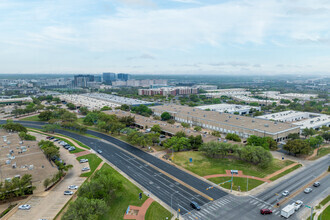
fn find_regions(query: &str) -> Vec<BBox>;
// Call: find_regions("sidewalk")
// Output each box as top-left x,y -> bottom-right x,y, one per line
314,201 -> 330,220
265,162 -> 300,180
123,198 -> 154,220
204,170 -> 272,183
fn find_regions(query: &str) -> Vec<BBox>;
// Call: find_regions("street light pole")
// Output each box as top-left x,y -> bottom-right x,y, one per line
171,191 -> 179,217
230,172 -> 233,192
247,176 -> 248,192
310,206 -> 313,220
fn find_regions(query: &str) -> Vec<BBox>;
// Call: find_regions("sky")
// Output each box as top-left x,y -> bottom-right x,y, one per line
1,0 -> 330,75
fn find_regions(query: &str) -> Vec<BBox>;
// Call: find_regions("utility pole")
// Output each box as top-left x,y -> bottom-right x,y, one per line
310,206 -> 313,220
247,176 -> 248,192
230,172 -> 233,192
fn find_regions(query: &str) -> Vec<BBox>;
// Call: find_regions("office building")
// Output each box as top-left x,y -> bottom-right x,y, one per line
73,75 -> 94,88
103,72 -> 116,84
117,73 -> 131,81
138,87 -> 198,96
151,104 -> 300,141
197,104 -> 261,115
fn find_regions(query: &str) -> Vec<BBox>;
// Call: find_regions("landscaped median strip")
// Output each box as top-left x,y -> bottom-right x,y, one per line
204,170 -> 272,183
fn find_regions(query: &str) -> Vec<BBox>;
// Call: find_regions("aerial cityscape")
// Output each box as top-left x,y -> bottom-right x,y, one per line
0,1 -> 329,220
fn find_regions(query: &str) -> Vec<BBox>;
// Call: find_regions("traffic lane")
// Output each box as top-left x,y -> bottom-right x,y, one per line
87,139 -> 210,214
282,174 -> 330,210
258,158 -> 329,202
17,120 -> 227,201
85,129 -> 228,199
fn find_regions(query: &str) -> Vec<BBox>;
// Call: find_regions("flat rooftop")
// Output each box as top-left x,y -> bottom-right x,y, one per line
256,111 -> 310,121
196,104 -> 259,112
151,104 -> 298,134
82,93 -> 154,106
292,115 -> 330,128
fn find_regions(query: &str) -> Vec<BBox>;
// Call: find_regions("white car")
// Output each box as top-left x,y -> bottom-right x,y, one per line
293,200 -> 303,210
282,190 -> 290,196
80,159 -> 88,163
97,149 -> 102,154
18,204 -> 31,210
82,167 -> 90,171
304,188 -> 313,194
64,190 -> 74,195
68,185 -> 78,190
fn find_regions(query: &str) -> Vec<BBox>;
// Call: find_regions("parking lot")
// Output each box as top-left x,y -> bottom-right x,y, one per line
9,133 -> 87,220
0,130 -> 58,193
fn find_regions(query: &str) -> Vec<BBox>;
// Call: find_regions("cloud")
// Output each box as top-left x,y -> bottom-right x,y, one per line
127,53 -> 156,60
209,62 -> 249,67
171,0 -> 201,4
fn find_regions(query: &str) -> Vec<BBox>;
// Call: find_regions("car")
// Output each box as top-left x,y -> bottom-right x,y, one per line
293,200 -> 303,210
260,209 -> 272,215
53,139 -> 59,142
190,201 -> 201,210
49,137 -> 55,140
97,149 -> 102,154
18,204 -> 31,210
64,145 -> 71,149
80,159 -> 88,163
282,190 -> 290,196
304,188 -> 313,194
313,182 -> 320,187
82,167 -> 90,171
68,147 -> 76,151
64,190 -> 74,195
46,136 -> 51,139
68,185 -> 78,190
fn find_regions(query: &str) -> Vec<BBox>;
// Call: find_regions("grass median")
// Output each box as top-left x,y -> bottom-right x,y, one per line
269,164 -> 302,181
172,151 -> 295,178
20,115 -> 40,121
76,154 -> 102,178
208,176 -> 264,192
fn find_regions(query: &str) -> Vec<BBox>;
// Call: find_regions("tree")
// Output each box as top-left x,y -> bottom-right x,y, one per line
79,107 -> 89,115
189,135 -> 203,150
61,111 -> 77,123
66,103 -> 76,110
163,136 -> 191,151
119,116 -> 135,127
283,139 -> 311,156
288,133 -> 300,140
161,112 -> 171,121
225,133 -> 241,142
302,128 -> 316,138
307,136 -> 323,148
131,105 -> 152,117
181,122 -> 190,128
120,104 -> 130,111
42,124 -> 60,133
151,124 -> 162,133
100,106 -> 112,111
19,132 -> 36,141
246,135 -> 277,150
2,122 -> 27,133
194,126 -> 202,132
83,112 -> 99,126
167,119 -> 175,124
43,178 -> 51,189
175,131 -> 186,138
240,146 -> 273,167
322,132 -> 330,142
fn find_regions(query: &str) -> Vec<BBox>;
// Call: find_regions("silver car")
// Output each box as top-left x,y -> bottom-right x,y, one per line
82,167 -> 90,171
18,204 -> 31,210
68,185 -> 78,190
304,188 -> 313,194
282,190 -> 289,196
64,190 -> 74,195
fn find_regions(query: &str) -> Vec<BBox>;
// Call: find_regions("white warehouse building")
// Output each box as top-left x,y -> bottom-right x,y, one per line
196,104 -> 261,115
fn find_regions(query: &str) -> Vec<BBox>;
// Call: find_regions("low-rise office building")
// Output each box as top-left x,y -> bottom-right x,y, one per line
138,87 -> 198,96
81,93 -> 155,106
196,104 -> 260,115
232,95 -> 279,106
151,104 -> 299,141
256,110 -> 330,131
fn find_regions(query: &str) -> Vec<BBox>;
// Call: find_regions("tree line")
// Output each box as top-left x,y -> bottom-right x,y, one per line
0,175 -> 35,201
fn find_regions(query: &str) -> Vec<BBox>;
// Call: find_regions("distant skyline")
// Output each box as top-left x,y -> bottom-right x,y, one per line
1,0 -> 330,75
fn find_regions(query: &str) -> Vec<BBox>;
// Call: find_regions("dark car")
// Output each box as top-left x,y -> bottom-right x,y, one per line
190,201 -> 201,211
260,209 -> 272,215
49,137 -> 55,140
313,182 -> 320,187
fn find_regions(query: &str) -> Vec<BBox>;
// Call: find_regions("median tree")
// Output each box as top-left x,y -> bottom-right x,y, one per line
283,139 -> 311,156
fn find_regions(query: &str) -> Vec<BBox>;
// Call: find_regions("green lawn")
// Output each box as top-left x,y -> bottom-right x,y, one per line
269,164 -> 302,181
100,163 -> 148,220
20,115 -> 40,121
76,154 -> 102,177
145,201 -> 172,220
318,205 -> 330,220
172,151 -> 294,178
320,195 -> 330,206
310,147 -> 330,160
208,176 -> 264,192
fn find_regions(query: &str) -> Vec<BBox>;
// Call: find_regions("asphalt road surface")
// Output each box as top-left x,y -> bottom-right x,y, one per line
12,121 -> 228,215
8,121 -> 329,219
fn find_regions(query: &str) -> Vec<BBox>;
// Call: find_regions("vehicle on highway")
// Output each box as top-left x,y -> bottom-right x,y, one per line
260,209 -> 272,215
64,190 -> 74,195
80,159 -> 88,163
68,185 -> 78,190
82,167 -> 90,171
18,204 -> 31,210
282,190 -> 290,196
97,149 -> 102,154
281,204 -> 295,219
293,200 -> 303,210
304,188 -> 313,194
313,182 -> 320,187
190,201 -> 201,211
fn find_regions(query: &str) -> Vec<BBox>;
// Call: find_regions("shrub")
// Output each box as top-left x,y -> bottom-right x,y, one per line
194,126 -> 202,132
167,119 -> 175,124
225,133 -> 241,142
19,132 -> 36,141
181,122 -> 190,128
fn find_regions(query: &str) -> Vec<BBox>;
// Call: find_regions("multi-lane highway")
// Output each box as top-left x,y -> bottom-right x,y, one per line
8,121 -> 329,219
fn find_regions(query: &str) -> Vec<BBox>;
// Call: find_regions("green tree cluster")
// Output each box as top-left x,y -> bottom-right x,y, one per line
163,134 -> 203,151
199,142 -> 272,168
131,105 -> 153,117
225,133 -> 241,142
62,167 -> 123,220
66,103 -> 76,110
1,121 -> 27,133
283,139 -> 311,156
19,132 -> 36,141
246,135 -> 277,150
38,140 -> 60,160
161,112 -> 171,121
0,174 -> 35,201
302,128 -> 316,138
